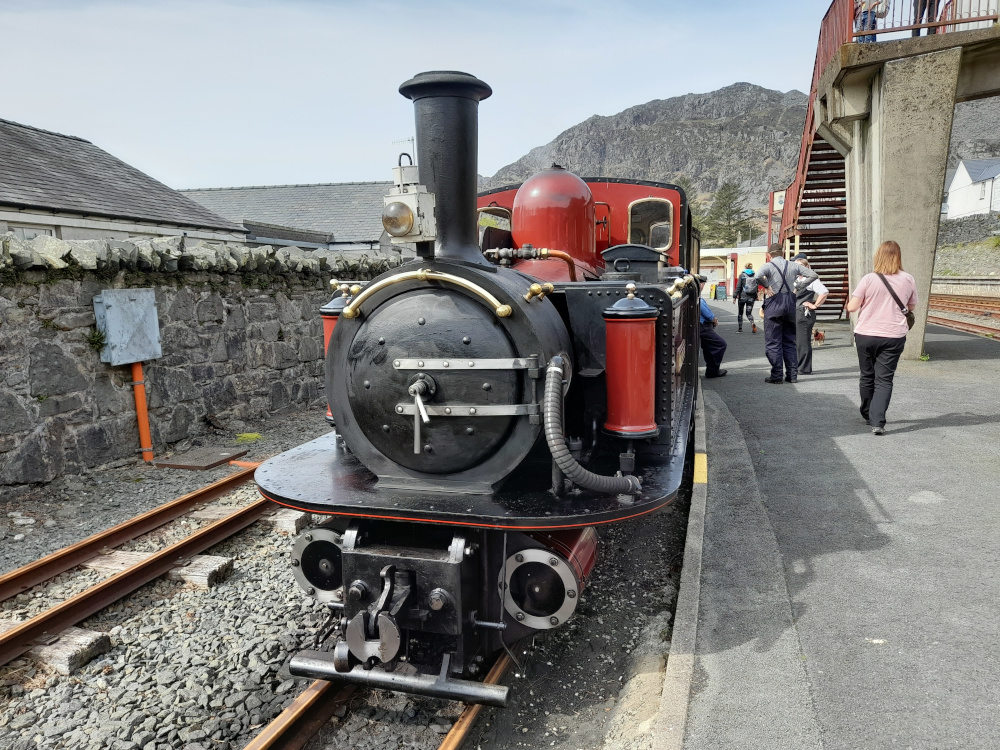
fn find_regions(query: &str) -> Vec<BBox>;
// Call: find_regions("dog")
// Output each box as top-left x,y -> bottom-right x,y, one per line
813,329 -> 826,346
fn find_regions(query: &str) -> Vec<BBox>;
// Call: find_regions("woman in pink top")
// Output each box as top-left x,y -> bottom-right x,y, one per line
845,241 -> 918,435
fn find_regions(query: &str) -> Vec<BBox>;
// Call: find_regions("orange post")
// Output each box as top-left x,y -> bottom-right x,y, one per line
131,362 -> 154,462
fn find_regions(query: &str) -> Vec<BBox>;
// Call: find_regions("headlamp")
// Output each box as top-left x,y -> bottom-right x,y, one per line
382,202 -> 415,237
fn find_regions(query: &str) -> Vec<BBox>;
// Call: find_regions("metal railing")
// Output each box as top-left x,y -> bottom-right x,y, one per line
853,0 -> 998,40
780,0 -> 853,241
779,0 -> 999,240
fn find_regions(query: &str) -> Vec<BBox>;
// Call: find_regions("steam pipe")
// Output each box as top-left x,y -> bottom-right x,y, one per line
542,356 -> 641,495
543,250 -> 579,282
399,71 -> 492,265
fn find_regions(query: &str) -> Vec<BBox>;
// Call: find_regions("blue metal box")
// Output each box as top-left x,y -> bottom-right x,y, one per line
93,289 -> 162,366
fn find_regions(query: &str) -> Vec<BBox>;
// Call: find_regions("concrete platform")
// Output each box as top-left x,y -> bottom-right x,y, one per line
662,301 -> 1000,749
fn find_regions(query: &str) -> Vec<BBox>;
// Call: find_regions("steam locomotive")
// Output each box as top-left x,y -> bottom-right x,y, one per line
255,71 -> 702,706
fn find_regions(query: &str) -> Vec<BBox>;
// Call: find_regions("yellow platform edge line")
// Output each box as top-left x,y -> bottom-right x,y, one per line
693,453 -> 707,484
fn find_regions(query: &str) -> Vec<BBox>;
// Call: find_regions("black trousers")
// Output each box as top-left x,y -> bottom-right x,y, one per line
912,0 -> 939,34
737,298 -> 755,328
796,307 -> 815,374
763,294 -> 797,380
700,323 -> 727,376
855,333 -> 906,428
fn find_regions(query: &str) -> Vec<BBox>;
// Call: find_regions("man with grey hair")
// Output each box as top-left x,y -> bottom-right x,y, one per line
755,244 -> 818,383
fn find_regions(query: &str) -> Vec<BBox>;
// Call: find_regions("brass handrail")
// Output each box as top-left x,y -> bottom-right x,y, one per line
341,268 -> 513,319
667,274 -> 698,299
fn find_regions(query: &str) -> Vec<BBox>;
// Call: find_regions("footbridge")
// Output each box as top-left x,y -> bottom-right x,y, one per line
779,0 -> 1000,358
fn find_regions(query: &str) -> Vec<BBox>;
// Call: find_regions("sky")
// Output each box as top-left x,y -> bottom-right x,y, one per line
0,0 -> 823,190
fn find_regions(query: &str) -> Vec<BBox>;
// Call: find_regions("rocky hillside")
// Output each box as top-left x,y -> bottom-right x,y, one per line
949,97 -> 1000,166
480,85 -> 1000,211
480,83 -> 809,209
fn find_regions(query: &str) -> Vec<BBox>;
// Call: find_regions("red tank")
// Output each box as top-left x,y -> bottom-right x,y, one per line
512,166 -> 598,276
320,285 -> 350,425
603,285 -> 659,437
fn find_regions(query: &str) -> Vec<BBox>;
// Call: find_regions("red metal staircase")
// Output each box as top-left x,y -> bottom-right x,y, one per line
779,0 -> 997,320
792,137 -> 849,319
779,0 -> 855,320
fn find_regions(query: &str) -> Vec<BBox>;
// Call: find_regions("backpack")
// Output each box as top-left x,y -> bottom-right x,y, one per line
742,275 -> 757,297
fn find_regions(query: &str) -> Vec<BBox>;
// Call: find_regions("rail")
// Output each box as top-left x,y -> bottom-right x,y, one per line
927,315 -> 1000,337
0,465 -> 259,602
0,498 -> 271,667
244,654 -> 513,750
854,0 -> 998,39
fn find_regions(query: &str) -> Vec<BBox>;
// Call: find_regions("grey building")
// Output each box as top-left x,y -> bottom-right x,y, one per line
182,182 -> 404,254
0,118 -> 244,242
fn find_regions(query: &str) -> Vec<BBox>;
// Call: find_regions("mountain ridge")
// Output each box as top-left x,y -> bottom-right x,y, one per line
480,82 -> 809,209
480,83 -> 1000,212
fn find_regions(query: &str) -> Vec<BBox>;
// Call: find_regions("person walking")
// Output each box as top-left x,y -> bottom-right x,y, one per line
699,282 -> 728,379
845,240 -> 917,435
794,257 -> 829,375
755,245 -> 817,384
735,263 -> 759,333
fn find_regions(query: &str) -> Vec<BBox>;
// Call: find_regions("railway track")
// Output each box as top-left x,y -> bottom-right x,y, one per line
0,464 -> 262,667
244,655 -> 512,750
926,295 -> 1000,339
928,294 -> 1000,316
2,464 -> 513,750
927,315 -> 999,338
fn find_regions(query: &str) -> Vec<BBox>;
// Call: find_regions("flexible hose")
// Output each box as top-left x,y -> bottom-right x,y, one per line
542,356 -> 642,494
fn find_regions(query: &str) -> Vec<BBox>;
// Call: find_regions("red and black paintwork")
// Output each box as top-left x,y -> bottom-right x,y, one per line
257,280 -> 697,528
252,70 -> 703,706
479,178 -> 701,274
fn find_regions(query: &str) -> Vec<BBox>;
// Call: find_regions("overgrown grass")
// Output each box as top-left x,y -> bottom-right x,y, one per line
85,327 -> 107,352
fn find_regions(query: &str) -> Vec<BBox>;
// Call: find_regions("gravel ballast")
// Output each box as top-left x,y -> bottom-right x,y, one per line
0,403 -> 690,750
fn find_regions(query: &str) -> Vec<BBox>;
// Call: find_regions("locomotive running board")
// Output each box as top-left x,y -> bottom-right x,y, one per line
288,650 -> 509,706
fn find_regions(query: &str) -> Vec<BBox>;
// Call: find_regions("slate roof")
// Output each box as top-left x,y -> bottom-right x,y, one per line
0,118 -> 242,232
181,182 -> 392,243
960,157 -> 1000,183
944,168 -> 958,192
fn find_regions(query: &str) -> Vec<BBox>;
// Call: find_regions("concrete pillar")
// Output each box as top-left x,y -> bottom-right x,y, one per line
845,102 -> 876,296
873,48 -> 961,359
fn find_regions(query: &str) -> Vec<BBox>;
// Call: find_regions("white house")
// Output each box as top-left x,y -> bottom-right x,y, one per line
945,158 -> 1000,219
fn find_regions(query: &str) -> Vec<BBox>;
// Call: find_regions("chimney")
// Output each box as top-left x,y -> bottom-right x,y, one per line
399,71 -> 492,265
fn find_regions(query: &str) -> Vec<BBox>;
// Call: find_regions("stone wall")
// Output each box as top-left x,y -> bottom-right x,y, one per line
0,232 -> 402,488
937,212 -> 1000,246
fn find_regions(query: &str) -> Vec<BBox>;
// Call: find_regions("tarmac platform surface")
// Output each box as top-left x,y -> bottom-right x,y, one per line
669,301 -> 1000,749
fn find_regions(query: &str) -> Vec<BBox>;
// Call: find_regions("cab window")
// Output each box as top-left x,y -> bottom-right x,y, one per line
478,207 -> 514,250
628,199 -> 673,250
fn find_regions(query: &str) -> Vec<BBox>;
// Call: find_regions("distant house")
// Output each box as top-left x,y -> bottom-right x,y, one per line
945,158 -> 1000,219
182,183 -> 405,254
941,168 -> 957,217
0,118 -> 244,243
